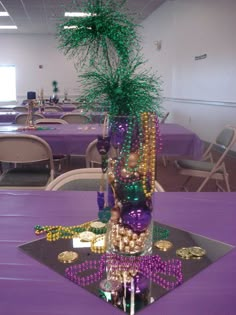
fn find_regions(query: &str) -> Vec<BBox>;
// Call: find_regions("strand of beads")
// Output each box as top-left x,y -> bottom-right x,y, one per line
46,226 -> 87,241
139,255 -> 183,290
113,116 -> 144,184
152,225 -> 170,241
106,254 -> 183,290
65,253 -> 183,290
34,221 -> 106,242
123,116 -> 143,173
141,113 -> 157,197
65,254 -> 106,287
91,235 -> 106,253
34,225 -> 60,235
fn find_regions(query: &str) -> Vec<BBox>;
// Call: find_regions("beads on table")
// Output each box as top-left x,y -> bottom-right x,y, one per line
34,221 -> 107,242
65,256 -> 106,286
65,253 -> 183,290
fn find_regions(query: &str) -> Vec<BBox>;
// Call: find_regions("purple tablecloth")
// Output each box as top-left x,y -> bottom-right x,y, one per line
0,191 -> 235,315
0,111 -> 105,124
0,123 -> 203,158
60,104 -> 77,111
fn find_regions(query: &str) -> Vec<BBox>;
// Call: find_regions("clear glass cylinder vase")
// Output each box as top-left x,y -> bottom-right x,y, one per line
105,113 -> 158,256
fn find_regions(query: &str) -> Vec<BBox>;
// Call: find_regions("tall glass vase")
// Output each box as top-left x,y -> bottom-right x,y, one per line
105,113 -> 160,256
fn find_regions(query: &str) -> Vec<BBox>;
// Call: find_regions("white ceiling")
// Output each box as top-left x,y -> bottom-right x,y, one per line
0,0 -> 166,34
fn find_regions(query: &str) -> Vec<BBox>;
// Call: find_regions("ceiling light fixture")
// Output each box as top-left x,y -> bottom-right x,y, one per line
64,12 -> 95,17
0,25 -> 17,29
0,11 -> 9,16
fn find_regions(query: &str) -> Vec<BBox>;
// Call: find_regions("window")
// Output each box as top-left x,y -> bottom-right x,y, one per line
0,65 -> 16,102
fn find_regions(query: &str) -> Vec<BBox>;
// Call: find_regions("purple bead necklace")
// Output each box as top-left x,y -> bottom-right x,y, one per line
65,253 -> 183,290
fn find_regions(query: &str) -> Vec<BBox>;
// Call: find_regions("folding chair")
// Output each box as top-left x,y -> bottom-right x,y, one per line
85,139 -> 117,168
13,106 -> 28,112
0,134 -> 54,189
46,168 -> 103,191
61,113 -> 90,124
44,105 -> 63,112
175,126 -> 236,192
35,118 -> 69,172
15,113 -> 44,124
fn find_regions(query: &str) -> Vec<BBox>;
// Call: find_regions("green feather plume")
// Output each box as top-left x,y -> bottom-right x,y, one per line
77,54 -> 162,117
56,0 -> 163,116
57,0 -> 139,66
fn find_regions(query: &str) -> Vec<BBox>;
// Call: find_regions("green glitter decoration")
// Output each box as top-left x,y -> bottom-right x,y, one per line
78,55 -> 162,117
57,0 -> 163,117
57,0 -> 139,67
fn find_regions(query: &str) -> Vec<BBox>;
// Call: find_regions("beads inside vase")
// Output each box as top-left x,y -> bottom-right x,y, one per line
107,113 -> 161,255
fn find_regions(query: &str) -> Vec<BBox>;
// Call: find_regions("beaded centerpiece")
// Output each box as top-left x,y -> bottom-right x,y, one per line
105,114 -> 162,256
19,221 -> 233,314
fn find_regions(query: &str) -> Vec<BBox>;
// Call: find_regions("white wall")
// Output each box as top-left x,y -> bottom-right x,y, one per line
141,0 -> 236,146
0,34 -> 79,102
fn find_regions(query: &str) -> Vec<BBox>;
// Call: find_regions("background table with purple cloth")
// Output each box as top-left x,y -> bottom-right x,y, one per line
0,111 -> 105,124
0,123 -> 203,158
0,104 -> 77,111
0,191 -> 235,315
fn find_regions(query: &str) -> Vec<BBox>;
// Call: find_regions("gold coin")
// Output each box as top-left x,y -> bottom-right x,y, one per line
154,240 -> 173,251
176,247 -> 193,259
90,221 -> 106,229
189,246 -> 206,257
58,251 -> 78,264
79,231 -> 96,242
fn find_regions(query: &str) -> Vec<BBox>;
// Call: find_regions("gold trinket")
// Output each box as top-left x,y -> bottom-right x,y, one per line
189,246 -> 206,257
79,231 -> 96,242
176,246 -> 206,260
176,247 -> 192,259
57,251 -> 78,264
154,240 -> 173,252
90,221 -> 106,229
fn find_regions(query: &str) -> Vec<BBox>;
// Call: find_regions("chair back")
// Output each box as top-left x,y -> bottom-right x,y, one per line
61,113 -> 90,124
160,112 -> 170,123
13,106 -> 28,112
35,118 -> 68,125
175,126 -> 236,192
0,134 -> 53,163
85,139 -> 117,168
0,134 -> 54,179
216,127 -> 236,149
46,168 -> 103,191
212,126 -> 236,167
72,109 -> 85,113
44,105 -> 63,112
15,113 -> 44,124
21,100 -> 28,105
154,180 -> 165,192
